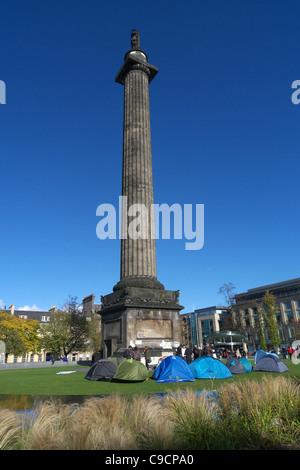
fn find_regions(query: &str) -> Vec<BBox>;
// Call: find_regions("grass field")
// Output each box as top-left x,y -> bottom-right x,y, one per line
0,360 -> 299,397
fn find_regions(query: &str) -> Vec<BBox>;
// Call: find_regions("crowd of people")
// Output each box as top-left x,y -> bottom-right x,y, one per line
122,342 -> 299,369
175,343 -> 246,364
123,343 -> 247,368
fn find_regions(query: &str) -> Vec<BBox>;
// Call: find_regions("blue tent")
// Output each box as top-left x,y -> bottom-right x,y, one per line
239,357 -> 253,373
226,357 -> 252,374
189,357 -> 233,379
226,357 -> 246,374
152,355 -> 195,383
254,349 -> 267,363
254,349 -> 279,364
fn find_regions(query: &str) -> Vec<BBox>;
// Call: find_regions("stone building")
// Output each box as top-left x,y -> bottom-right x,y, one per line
233,278 -> 300,349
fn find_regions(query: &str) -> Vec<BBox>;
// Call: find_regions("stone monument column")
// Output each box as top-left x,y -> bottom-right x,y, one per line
100,30 -> 183,357
114,29 -> 163,291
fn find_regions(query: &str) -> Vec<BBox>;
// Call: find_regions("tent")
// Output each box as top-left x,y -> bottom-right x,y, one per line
113,359 -> 149,382
239,357 -> 253,373
152,355 -> 195,383
226,357 -> 247,374
253,354 -> 289,373
254,349 -> 279,364
189,357 -> 233,379
226,357 -> 252,374
85,359 -> 117,381
254,349 -> 267,363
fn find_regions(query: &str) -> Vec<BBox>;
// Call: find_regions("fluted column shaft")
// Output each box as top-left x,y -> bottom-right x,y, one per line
121,67 -> 157,280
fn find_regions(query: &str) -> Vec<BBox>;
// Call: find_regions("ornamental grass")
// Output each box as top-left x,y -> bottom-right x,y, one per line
0,376 -> 299,450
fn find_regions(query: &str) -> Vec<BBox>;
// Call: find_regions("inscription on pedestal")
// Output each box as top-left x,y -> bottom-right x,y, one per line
136,319 -> 172,339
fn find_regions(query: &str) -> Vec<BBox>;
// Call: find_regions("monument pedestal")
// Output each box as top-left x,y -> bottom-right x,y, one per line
100,285 -> 183,357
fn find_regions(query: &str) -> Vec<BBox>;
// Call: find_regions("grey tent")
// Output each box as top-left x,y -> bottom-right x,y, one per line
253,354 -> 289,373
226,357 -> 247,374
85,359 -> 117,381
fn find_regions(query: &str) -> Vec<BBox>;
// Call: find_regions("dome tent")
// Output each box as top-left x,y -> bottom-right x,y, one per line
239,357 -> 252,373
113,359 -> 149,382
254,349 -> 279,364
85,359 -> 117,382
152,355 -> 195,383
226,357 -> 247,374
189,357 -> 233,379
253,355 -> 289,373
254,349 -> 267,364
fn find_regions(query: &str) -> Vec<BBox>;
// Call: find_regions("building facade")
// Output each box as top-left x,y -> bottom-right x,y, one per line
187,306 -> 229,348
233,278 -> 300,350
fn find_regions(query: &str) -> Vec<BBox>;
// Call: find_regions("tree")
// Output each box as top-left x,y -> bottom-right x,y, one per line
258,317 -> 267,351
39,296 -> 96,356
257,291 -> 281,350
0,313 -> 40,361
181,315 -> 191,346
218,282 -> 237,329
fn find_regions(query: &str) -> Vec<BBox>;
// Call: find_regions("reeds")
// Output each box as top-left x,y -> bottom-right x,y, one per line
1,376 -> 299,450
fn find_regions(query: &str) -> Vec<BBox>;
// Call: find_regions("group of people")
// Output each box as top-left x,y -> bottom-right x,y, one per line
176,343 -> 246,363
176,343 -> 217,364
123,345 -> 152,369
282,346 -> 298,360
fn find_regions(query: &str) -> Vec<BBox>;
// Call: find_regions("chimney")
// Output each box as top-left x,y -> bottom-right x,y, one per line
9,304 -> 15,315
82,294 -> 95,315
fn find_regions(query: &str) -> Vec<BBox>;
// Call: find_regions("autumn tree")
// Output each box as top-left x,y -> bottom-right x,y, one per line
0,313 -> 40,361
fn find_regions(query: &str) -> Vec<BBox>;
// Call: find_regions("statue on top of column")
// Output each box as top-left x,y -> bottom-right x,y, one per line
131,29 -> 141,49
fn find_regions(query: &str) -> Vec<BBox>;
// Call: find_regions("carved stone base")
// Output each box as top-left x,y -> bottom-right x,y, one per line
99,285 -> 183,357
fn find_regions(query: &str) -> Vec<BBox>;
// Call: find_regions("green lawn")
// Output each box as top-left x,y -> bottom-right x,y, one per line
0,360 -> 299,397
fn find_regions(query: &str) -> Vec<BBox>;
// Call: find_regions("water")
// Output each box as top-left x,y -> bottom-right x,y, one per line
0,394 -> 108,411
0,389 -> 219,412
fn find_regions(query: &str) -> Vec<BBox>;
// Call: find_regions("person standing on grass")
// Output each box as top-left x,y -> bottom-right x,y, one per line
132,346 -> 141,361
193,345 -> 199,360
176,344 -> 183,358
123,345 -> 133,359
185,347 -> 192,364
144,346 -> 151,370
288,347 -> 295,360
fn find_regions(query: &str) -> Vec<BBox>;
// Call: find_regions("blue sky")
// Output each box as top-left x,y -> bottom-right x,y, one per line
1,0 -> 300,313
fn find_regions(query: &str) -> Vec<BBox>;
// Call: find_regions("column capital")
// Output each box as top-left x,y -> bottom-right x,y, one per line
115,55 -> 158,85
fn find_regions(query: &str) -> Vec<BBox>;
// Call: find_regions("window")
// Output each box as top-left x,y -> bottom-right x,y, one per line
284,301 -> 293,319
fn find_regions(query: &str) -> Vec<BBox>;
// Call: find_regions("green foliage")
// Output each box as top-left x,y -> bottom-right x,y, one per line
39,296 -> 94,356
257,291 -> 281,349
0,313 -> 40,359
259,320 -> 267,351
